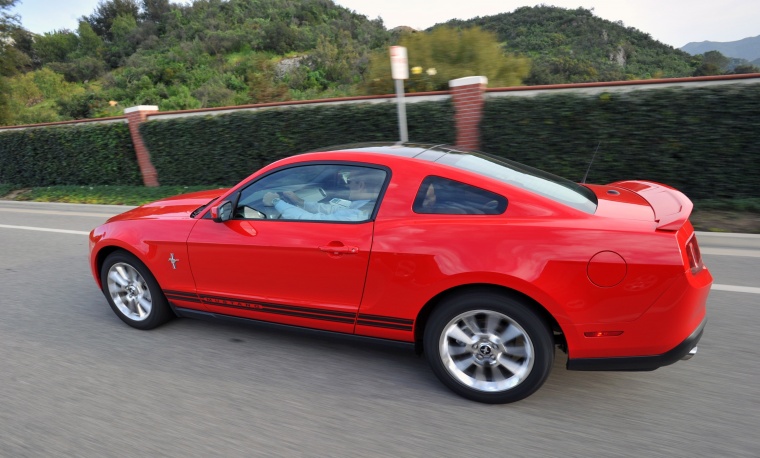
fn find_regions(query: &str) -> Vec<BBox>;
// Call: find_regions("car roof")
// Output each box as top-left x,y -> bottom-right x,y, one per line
307,142 -> 469,162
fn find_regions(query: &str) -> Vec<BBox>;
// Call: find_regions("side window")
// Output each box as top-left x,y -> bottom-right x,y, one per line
413,176 -> 507,215
235,164 -> 387,222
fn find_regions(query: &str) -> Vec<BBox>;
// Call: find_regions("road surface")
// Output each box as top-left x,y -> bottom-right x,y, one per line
1,201 -> 758,457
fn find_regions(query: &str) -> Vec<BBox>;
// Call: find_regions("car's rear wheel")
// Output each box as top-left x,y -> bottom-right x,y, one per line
424,291 -> 554,403
101,251 -> 171,330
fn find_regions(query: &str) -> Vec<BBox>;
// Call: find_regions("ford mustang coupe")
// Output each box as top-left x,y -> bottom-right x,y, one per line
89,143 -> 711,403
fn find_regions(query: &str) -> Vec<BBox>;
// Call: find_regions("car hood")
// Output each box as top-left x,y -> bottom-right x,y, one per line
589,181 -> 693,230
106,189 -> 228,222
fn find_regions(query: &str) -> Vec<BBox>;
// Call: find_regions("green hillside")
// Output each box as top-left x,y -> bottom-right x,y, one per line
0,2 -> 745,126
439,6 -> 698,84
1,0 -> 392,125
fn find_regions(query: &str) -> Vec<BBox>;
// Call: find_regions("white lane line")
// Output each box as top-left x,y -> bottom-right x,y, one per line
0,224 -> 89,235
0,208 -> 115,218
701,248 -> 760,258
712,284 -> 760,295
697,231 -> 760,239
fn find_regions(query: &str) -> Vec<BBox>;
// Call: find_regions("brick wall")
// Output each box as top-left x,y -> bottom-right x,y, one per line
124,106 -> 160,187
449,76 -> 488,150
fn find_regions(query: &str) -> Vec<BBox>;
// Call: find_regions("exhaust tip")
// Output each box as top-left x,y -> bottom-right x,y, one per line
681,346 -> 698,361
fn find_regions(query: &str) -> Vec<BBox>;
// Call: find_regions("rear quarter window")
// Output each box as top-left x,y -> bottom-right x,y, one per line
413,176 -> 507,215
437,152 -> 598,214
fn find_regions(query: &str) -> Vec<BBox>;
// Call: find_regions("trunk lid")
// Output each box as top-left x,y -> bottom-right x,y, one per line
588,181 -> 693,231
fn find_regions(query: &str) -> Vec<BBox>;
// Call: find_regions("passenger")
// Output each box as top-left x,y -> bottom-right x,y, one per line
262,170 -> 385,221
422,182 -> 436,209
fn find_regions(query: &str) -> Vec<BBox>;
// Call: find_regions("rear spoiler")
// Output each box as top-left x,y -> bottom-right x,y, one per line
609,180 -> 693,231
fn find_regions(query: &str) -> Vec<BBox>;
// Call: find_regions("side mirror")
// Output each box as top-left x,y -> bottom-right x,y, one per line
211,201 -> 233,222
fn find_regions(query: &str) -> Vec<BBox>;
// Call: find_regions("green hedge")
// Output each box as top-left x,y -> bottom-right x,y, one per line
2,84 -> 758,201
481,84 -> 760,200
0,122 -> 141,187
139,101 -> 455,186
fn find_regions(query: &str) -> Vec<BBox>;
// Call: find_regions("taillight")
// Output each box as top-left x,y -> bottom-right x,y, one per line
685,234 -> 704,274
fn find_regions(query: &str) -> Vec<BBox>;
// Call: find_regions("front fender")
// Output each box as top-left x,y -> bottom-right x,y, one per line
89,219 -> 199,294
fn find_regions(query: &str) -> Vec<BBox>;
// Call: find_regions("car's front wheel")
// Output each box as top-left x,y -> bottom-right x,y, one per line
100,251 -> 171,330
424,291 -> 554,403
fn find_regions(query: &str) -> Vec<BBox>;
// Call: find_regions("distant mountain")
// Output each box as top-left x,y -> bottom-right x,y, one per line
681,35 -> 760,61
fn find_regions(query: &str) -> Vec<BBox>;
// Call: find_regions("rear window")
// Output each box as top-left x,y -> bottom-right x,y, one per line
436,151 -> 598,214
413,176 -> 507,215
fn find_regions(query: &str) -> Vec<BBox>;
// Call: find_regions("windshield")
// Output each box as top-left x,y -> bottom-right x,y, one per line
437,151 -> 598,214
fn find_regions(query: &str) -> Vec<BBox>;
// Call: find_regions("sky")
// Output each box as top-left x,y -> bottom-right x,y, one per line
8,0 -> 760,49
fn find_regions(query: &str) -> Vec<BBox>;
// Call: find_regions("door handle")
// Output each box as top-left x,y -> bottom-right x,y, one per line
319,245 -> 359,255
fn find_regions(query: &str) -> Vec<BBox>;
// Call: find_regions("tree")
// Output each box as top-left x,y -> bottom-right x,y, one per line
76,21 -> 105,58
243,54 -> 290,103
107,13 -> 138,66
732,64 -> 760,74
141,0 -> 170,24
32,30 -> 79,64
306,30 -> 364,87
8,25 -> 34,65
1,0 -> 23,74
0,76 -> 11,124
693,50 -> 730,76
1,0 -> 21,124
4,68 -> 78,124
38,22 -> 106,82
0,0 -> 18,36
84,0 -> 140,41
363,26 -> 530,94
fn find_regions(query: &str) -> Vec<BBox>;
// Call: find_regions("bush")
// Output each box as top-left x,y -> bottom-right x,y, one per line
480,84 -> 760,200
0,122 -> 141,186
4,82 -> 759,203
139,100 -> 455,185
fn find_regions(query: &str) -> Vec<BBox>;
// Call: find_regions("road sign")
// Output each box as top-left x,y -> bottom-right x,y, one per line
389,46 -> 409,142
390,46 -> 409,80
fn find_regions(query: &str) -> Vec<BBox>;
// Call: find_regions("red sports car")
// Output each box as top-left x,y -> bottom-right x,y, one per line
89,143 -> 711,403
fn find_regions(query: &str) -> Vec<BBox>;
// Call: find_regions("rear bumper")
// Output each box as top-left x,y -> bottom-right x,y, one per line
567,316 -> 706,371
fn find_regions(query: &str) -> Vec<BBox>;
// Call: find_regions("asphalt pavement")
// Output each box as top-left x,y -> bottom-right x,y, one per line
1,200 -> 758,457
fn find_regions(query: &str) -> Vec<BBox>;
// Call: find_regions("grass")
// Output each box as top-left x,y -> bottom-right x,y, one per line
693,198 -> 760,213
0,184 -> 14,197
1,185 -> 224,206
1,185 -> 758,233
690,199 -> 760,233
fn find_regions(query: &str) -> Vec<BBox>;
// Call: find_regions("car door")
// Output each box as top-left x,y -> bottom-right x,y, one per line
186,163 -> 388,334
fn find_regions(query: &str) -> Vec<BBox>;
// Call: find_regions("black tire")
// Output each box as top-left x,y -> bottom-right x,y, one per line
100,251 -> 172,330
424,291 -> 554,404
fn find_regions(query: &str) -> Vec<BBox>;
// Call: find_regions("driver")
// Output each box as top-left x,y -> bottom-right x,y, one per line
262,170 -> 385,221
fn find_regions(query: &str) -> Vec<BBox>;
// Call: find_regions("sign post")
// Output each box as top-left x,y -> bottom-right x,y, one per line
390,46 -> 409,143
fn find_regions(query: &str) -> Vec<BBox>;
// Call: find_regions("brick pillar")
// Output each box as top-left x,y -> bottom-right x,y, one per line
449,76 -> 488,150
124,105 -> 160,187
